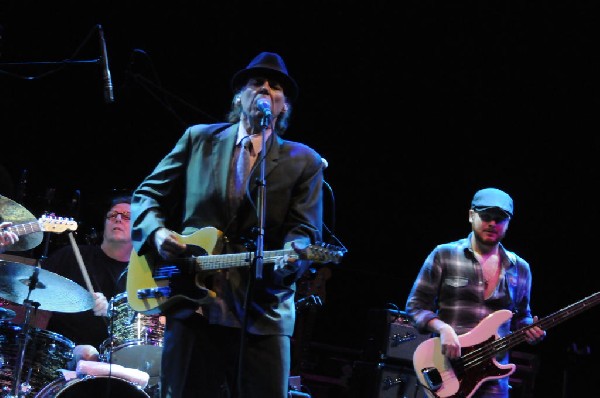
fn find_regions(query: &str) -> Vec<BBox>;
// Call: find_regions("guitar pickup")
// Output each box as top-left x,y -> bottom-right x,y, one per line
155,265 -> 180,279
137,286 -> 171,299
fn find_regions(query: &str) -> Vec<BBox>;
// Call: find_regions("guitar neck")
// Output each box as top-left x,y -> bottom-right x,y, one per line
195,248 -> 294,272
7,221 -> 41,237
536,291 -> 600,330
496,291 -> 600,353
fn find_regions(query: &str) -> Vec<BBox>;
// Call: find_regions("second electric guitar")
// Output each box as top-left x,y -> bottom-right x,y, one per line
126,226 -> 345,314
413,291 -> 600,398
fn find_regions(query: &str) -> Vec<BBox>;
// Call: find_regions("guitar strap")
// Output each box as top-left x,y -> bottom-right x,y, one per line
505,253 -> 524,316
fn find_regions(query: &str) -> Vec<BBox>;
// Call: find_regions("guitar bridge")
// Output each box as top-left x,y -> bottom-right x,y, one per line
422,367 -> 442,391
137,286 -> 171,299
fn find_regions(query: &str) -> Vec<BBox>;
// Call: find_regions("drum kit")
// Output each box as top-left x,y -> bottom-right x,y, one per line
1,196 -> 163,398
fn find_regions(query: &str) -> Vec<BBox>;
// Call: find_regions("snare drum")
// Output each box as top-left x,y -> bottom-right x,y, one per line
0,321 -> 74,396
35,375 -> 150,398
100,293 -> 164,385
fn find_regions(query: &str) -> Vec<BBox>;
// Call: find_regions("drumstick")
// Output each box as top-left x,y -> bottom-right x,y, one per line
67,232 -> 110,324
68,232 -> 95,294
67,233 -> 110,330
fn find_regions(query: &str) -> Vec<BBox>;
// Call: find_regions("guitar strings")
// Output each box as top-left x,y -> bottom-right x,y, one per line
459,292 -> 600,372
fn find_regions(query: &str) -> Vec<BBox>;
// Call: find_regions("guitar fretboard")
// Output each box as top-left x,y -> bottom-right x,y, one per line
7,221 -> 41,236
196,249 -> 294,271
465,291 -> 600,368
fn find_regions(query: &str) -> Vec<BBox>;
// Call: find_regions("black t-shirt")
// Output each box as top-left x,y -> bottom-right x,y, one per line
42,244 -> 127,348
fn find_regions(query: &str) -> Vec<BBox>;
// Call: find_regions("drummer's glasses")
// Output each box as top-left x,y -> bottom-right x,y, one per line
106,211 -> 131,221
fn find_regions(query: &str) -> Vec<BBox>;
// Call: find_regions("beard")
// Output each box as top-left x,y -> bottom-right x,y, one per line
474,228 -> 505,246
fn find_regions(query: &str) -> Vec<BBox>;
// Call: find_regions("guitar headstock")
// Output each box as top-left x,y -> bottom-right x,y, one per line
39,215 -> 78,233
305,243 -> 346,264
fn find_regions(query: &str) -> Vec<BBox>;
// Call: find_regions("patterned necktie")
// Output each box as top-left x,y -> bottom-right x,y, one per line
231,136 -> 253,207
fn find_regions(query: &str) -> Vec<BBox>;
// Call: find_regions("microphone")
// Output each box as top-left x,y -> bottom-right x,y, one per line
321,158 -> 329,169
97,25 -> 114,103
256,98 -> 272,117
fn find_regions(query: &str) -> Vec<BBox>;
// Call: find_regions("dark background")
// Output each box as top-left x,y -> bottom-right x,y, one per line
1,1 -> 598,397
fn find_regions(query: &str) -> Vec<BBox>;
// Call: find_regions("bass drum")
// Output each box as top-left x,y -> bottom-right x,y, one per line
35,375 -> 150,398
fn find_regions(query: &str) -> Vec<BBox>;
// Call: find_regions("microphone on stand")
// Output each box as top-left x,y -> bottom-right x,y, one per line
256,98 -> 271,128
97,24 -> 114,103
256,98 -> 272,117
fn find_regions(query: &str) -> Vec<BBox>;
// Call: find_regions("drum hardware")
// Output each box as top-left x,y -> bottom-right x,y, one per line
0,308 -> 16,321
34,375 -> 150,398
0,230 -> 92,397
100,293 -> 164,388
1,321 -> 74,398
8,265 -> 45,397
0,262 -> 94,314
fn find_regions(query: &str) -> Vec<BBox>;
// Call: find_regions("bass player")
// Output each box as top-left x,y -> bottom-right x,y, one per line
405,187 -> 546,398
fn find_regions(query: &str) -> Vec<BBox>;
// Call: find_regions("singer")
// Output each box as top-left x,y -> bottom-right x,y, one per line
130,51 -> 324,398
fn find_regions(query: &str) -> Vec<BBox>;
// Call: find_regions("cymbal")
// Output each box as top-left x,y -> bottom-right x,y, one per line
0,195 -> 43,252
0,306 -> 16,320
0,260 -> 94,313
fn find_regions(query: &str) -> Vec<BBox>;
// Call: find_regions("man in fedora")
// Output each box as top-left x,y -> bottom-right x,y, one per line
130,51 -> 324,397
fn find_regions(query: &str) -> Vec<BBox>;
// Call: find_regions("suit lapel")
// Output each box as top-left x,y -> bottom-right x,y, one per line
211,124 -> 239,200
247,134 -> 281,193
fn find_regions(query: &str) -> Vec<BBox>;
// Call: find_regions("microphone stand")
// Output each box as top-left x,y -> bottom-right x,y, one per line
9,233 -> 51,398
236,111 -> 271,398
0,24 -> 106,95
254,111 -> 271,281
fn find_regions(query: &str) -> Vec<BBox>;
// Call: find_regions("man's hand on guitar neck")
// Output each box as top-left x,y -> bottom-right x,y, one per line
154,227 -> 187,261
0,221 -> 19,250
272,240 -> 310,287
525,315 -> 546,345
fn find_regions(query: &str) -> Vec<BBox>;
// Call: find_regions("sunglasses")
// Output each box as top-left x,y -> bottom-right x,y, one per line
475,211 -> 509,223
106,211 -> 131,221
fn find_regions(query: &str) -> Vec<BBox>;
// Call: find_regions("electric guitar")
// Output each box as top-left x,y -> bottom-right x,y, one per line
4,214 -> 78,236
413,291 -> 600,398
126,226 -> 346,314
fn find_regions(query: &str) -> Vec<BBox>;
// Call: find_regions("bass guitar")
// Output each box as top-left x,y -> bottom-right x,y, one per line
413,291 -> 600,398
126,226 -> 346,314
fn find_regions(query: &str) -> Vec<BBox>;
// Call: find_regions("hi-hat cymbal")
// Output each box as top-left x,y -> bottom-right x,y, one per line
0,260 -> 94,313
0,306 -> 16,320
0,195 -> 43,252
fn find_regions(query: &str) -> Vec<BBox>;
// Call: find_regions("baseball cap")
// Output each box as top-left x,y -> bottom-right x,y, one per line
471,188 -> 513,218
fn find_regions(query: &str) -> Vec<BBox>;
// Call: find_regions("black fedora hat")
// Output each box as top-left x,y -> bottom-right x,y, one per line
231,52 -> 299,101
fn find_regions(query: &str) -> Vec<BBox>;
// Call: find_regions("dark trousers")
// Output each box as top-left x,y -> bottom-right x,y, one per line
160,314 -> 290,398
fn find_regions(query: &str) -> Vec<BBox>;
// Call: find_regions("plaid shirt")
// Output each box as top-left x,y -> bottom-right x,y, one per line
406,232 -> 534,340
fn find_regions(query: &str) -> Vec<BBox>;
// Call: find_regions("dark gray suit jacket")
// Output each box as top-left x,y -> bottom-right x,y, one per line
131,122 -> 323,335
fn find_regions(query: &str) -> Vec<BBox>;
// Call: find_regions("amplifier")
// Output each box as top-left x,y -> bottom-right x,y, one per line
364,309 -> 430,363
351,361 -> 426,398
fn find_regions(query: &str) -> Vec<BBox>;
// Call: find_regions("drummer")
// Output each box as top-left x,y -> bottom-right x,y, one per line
40,194 -> 133,367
